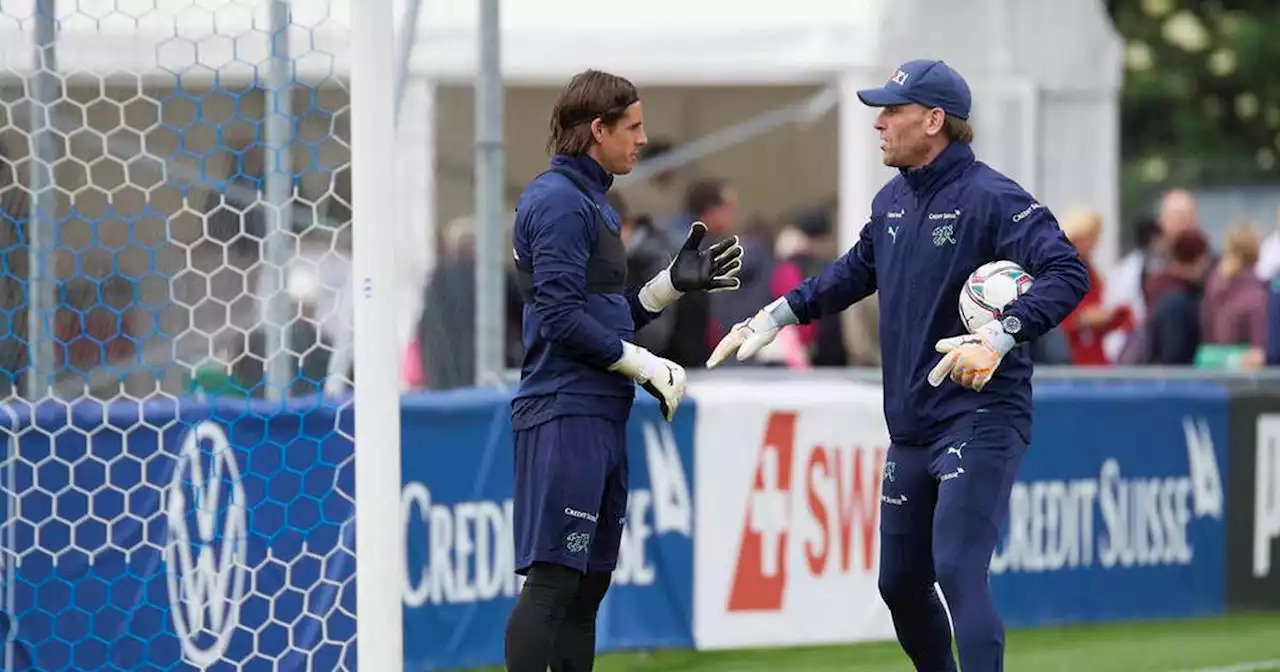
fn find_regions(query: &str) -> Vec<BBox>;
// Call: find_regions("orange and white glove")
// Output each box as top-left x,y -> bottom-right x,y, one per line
927,320 -> 1017,392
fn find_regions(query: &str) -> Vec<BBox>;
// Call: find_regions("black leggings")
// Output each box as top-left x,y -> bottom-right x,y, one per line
503,562 -> 613,672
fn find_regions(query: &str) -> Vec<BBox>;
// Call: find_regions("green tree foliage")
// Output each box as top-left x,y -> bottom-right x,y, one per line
1105,1 -> 1280,220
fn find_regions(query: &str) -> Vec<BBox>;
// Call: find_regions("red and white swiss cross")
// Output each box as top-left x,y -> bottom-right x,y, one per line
692,380 -> 898,650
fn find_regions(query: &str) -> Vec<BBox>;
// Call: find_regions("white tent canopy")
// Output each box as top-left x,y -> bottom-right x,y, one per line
0,0 -> 1124,359
408,0 -> 888,86
405,0 -> 1125,260
0,0 -> 1122,90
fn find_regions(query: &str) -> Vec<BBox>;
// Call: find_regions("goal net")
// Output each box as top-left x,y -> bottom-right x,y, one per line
0,1 -> 399,669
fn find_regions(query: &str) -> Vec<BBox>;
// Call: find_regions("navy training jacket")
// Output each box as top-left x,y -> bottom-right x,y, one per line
784,141 -> 1089,445
510,153 -> 662,430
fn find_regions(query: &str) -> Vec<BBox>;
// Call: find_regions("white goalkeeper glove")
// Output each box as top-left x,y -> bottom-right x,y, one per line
927,320 -> 1017,392
706,297 -> 798,368
638,221 -> 744,313
609,341 -> 687,421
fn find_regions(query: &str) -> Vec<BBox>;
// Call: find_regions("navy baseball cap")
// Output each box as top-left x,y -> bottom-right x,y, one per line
857,59 -> 972,120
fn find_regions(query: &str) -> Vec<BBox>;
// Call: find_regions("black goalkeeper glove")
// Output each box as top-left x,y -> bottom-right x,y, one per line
637,221 -> 745,312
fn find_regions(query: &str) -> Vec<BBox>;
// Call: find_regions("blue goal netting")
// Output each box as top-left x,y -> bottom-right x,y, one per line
0,2 -> 361,669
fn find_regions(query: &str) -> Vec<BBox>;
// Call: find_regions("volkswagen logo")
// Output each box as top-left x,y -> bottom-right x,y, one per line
164,420 -> 248,667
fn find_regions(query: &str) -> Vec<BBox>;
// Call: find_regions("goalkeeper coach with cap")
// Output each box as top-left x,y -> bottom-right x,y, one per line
709,60 -> 1088,672
505,69 -> 743,672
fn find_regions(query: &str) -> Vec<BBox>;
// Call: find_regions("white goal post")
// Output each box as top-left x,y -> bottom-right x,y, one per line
351,0 -> 406,669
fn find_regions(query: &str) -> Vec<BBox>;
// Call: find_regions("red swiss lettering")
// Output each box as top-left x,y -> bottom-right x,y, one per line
835,446 -> 885,573
804,447 -> 829,575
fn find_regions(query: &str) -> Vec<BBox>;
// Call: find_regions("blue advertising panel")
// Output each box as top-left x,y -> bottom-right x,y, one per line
598,399 -> 695,652
399,389 -> 696,670
1,388 -> 695,671
0,395 -> 357,672
0,375 -> 1236,669
990,380 -> 1230,626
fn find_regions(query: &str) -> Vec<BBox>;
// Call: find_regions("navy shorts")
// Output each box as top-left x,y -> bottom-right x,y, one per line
512,415 -> 628,575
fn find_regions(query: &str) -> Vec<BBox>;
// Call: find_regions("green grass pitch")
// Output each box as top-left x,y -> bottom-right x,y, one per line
467,612 -> 1280,671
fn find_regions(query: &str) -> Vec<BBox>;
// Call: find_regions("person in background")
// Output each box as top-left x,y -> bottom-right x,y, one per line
415,215 -> 478,389
1267,274 -> 1280,366
768,209 -> 849,367
618,137 -> 684,225
611,191 -> 680,360
1028,324 -> 1072,365
1144,188 -> 1201,310
1145,228 -> 1210,365
623,180 -> 730,368
1058,207 -> 1132,365
1202,222 -> 1267,368
663,177 -> 739,246
1103,216 -> 1162,363
705,205 -> 777,360
1255,206 -> 1280,366
664,177 -> 775,363
414,216 -> 526,389
754,224 -> 815,368
1158,188 -> 1200,236
1255,204 -> 1280,281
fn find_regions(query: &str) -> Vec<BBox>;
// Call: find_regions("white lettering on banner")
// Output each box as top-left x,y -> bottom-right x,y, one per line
615,421 -> 694,587
991,417 -> 1224,574
693,389 -> 900,652
803,441 -> 881,578
1255,415 -> 1280,578
164,420 -> 248,669
614,490 -> 655,586
1097,461 -> 1194,568
401,482 -> 518,607
727,411 -> 885,612
991,460 -> 1196,573
643,421 -> 693,537
1184,417 -> 1224,519
998,479 -> 1098,572
401,421 -> 692,596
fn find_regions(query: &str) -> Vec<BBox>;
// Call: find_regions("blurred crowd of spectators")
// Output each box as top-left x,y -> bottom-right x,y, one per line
1063,188 -> 1278,371
406,144 -> 1280,390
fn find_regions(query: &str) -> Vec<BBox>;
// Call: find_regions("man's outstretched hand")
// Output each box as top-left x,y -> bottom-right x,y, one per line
706,297 -> 798,368
670,221 -> 743,293
638,221 -> 744,313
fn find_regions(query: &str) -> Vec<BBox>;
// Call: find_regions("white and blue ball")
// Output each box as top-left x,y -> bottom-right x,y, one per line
958,260 -> 1034,333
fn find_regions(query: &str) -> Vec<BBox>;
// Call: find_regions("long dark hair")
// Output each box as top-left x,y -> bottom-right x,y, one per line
546,70 -> 639,156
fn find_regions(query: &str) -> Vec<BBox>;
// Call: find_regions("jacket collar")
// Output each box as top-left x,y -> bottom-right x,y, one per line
550,153 -> 614,194
901,141 -> 974,196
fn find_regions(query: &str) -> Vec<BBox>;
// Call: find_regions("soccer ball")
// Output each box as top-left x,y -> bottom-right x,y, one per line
958,260 -> 1034,333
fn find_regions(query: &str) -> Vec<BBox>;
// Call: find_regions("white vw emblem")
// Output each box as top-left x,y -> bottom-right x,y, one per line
164,420 -> 248,667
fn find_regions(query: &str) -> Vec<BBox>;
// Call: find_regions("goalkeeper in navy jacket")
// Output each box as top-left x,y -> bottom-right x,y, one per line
504,70 -> 743,672
709,60 -> 1088,672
